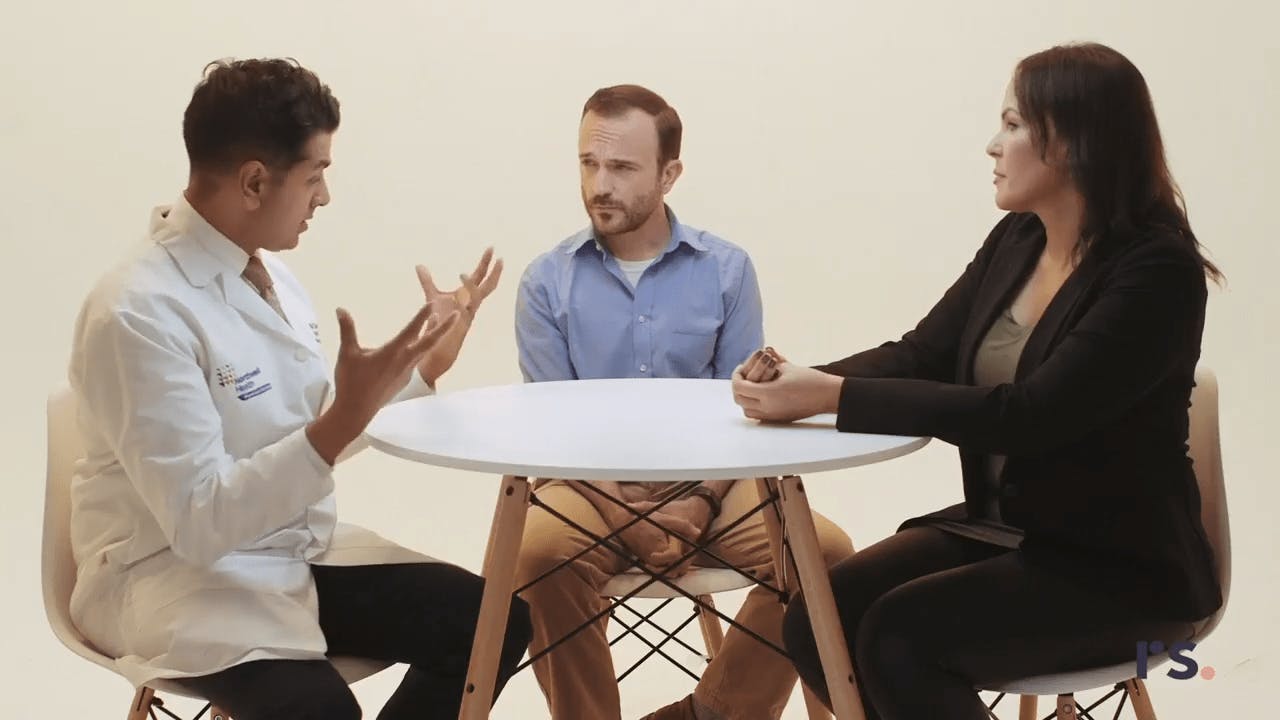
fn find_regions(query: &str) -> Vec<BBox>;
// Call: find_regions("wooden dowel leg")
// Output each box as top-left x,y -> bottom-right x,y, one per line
458,475 -> 531,720
1124,678 -> 1158,720
696,594 -> 725,660
1018,694 -> 1038,720
754,477 -> 794,595
125,687 -> 154,720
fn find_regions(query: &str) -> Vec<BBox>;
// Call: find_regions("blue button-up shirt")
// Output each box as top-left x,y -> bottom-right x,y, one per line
515,210 -> 764,382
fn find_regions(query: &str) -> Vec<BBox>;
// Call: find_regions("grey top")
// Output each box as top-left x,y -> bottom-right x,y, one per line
972,307 -> 1036,521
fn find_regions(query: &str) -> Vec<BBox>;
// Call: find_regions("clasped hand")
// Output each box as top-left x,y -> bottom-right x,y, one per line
730,347 -> 843,422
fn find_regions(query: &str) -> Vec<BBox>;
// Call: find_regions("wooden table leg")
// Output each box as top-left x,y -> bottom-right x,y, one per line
757,477 -> 834,720
776,475 -> 865,720
458,475 -> 531,720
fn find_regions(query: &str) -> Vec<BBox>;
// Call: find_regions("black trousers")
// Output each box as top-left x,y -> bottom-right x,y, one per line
180,562 -> 532,720
783,526 -> 1193,720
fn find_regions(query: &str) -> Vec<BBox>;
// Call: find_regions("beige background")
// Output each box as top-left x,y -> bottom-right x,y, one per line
2,0 -> 1275,716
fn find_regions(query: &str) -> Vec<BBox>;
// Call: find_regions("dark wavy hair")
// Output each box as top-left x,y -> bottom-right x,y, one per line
183,58 -> 340,172
1015,43 -> 1221,281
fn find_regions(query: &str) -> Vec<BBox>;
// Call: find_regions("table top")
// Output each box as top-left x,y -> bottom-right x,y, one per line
365,378 -> 929,481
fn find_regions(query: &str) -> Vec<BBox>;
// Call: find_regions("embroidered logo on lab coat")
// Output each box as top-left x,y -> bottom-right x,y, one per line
215,363 -> 235,388
309,321 -> 321,345
234,367 -> 272,401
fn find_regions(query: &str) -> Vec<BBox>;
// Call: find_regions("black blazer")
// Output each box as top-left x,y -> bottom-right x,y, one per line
817,212 -> 1222,621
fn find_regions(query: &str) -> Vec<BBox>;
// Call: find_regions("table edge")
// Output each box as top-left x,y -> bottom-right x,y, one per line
365,434 -> 932,482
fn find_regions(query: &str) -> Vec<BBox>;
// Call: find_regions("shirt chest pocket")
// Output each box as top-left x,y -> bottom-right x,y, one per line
665,323 -> 719,376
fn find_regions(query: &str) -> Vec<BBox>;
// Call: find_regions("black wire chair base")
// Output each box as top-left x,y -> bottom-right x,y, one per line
608,598 -> 708,683
514,480 -> 798,678
134,692 -> 223,720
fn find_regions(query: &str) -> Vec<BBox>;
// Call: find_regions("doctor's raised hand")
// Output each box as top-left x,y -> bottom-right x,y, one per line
414,246 -> 504,385
307,303 -> 458,464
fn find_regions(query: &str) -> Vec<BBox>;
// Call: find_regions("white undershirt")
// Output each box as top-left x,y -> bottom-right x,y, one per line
615,257 -> 657,288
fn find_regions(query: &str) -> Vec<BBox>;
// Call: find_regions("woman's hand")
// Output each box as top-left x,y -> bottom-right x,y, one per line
732,362 -> 843,422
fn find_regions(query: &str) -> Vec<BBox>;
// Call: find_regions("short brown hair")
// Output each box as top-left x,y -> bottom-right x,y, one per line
183,58 -> 340,172
582,85 -> 682,165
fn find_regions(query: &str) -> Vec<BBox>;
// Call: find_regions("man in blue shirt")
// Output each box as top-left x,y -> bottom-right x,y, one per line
513,85 -> 854,720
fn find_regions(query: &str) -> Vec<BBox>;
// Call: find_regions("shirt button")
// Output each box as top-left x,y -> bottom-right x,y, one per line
639,364 -> 649,373
638,315 -> 647,323
294,348 -> 308,362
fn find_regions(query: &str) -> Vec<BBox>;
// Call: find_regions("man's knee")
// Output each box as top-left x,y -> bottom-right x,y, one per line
515,518 -> 605,590
255,679 -> 360,720
311,684 -> 362,720
517,530 -> 574,584
818,523 -> 856,568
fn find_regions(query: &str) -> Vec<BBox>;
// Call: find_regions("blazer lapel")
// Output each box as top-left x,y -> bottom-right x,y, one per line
956,224 -> 1043,384
1014,249 -> 1105,379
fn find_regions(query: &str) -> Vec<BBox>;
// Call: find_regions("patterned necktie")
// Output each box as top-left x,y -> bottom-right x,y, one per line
242,254 -> 289,324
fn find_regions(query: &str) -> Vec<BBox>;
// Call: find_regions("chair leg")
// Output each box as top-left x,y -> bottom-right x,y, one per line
1123,678 -> 1158,720
126,687 -> 154,720
801,684 -> 832,720
695,594 -> 725,661
1018,694 -> 1037,720
1054,693 -> 1076,719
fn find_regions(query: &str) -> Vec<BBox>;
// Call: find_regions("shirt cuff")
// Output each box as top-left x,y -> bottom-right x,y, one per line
390,366 -> 436,405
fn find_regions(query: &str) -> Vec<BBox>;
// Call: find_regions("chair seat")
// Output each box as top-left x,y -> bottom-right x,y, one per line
982,604 -> 1221,695
330,656 -> 395,684
982,657 -> 1163,696
143,656 -> 393,700
601,567 -> 757,599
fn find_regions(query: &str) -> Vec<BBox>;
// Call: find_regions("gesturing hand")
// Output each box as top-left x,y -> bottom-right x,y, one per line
414,247 -> 504,385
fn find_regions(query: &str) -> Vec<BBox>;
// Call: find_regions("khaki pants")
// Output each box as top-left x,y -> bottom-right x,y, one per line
515,480 -> 854,720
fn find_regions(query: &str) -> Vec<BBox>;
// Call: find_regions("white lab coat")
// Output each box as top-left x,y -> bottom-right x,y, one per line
67,195 -> 436,687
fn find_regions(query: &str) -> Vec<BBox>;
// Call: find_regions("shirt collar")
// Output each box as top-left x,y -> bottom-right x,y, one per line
155,193 -> 253,288
564,205 -> 709,256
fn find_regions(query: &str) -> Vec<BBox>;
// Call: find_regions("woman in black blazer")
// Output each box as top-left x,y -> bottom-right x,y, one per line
731,42 -> 1223,719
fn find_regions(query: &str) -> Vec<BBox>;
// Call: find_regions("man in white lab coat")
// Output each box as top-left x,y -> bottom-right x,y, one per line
67,58 -> 531,720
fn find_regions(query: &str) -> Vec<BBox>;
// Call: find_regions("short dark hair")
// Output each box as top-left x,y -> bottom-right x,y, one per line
183,58 -> 340,172
1015,43 -> 1221,281
582,84 -> 682,165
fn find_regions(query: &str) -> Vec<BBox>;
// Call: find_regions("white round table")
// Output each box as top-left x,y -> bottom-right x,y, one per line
366,378 -> 929,720
366,378 -> 927,481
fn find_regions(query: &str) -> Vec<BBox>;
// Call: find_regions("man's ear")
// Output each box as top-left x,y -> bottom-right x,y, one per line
238,160 -> 270,210
660,158 -> 683,194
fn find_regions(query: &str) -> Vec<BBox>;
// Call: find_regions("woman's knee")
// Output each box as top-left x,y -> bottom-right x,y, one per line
854,589 -> 933,685
782,597 -> 821,672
